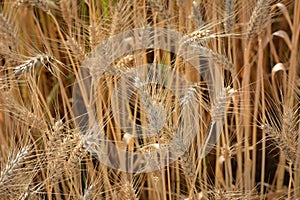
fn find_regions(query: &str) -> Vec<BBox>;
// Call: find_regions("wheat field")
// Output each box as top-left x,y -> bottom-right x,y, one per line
0,0 -> 299,199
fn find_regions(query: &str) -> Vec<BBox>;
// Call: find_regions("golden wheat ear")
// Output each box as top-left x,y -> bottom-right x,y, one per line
0,13 -> 17,47
0,145 -> 37,199
12,54 -> 67,78
14,0 -> 57,13
247,0 -> 273,40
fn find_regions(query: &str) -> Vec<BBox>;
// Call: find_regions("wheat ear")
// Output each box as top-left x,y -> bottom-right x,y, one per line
13,54 -> 55,76
0,13 -> 17,47
65,136 -> 85,175
247,0 -> 272,40
264,106 -> 299,163
66,36 -> 86,61
60,0 -> 72,31
148,0 -> 170,20
190,1 -> 204,28
118,180 -> 139,200
0,146 -> 33,198
15,0 -> 56,13
224,0 -> 236,34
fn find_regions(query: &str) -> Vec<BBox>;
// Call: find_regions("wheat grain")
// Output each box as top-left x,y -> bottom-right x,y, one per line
19,189 -> 30,200
47,120 -> 63,152
131,74 -> 168,135
0,92 -> 48,131
80,184 -> 95,200
181,33 -> 233,71
180,83 -> 209,108
0,146 -> 31,184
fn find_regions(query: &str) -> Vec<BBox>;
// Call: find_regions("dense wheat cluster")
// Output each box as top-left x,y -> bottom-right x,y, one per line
0,0 -> 299,199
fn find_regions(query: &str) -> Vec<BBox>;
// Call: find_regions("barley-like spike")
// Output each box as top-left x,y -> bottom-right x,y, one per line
212,188 -> 256,199
180,83 -> 206,107
146,102 -> 167,134
279,107 -> 298,162
200,46 -> 233,72
182,29 -> 213,45
0,146 -> 33,198
13,54 -> 55,76
66,36 -> 86,61
211,88 -> 230,121
66,140 -> 85,175
131,74 -> 167,134
0,146 -> 31,185
15,0 -> 56,13
89,23 -> 99,49
118,181 -> 139,200
60,0 -> 72,30
180,151 -> 196,181
47,120 -> 64,151
0,14 -> 17,47
247,0 -> 272,40
148,0 -> 170,20
224,0 -> 236,33
190,1 -> 204,28
115,54 -> 134,69
180,85 -> 198,107
263,104 -> 299,163
110,1 -> 122,36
